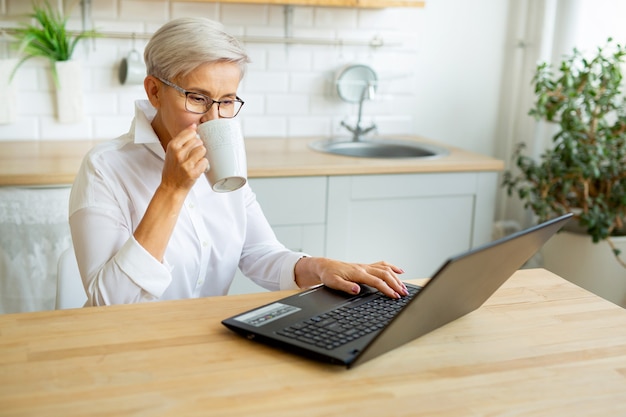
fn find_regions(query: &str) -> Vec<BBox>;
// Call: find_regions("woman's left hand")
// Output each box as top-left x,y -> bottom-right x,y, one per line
295,257 -> 408,299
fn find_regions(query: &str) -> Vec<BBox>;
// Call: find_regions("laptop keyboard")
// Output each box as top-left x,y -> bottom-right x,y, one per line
276,286 -> 420,350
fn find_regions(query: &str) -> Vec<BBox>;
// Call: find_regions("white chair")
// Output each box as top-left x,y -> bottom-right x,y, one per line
55,248 -> 87,309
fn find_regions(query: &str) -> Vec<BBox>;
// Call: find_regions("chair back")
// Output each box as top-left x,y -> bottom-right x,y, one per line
56,248 -> 87,309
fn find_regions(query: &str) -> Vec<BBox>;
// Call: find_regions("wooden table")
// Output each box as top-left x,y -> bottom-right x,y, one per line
1,269 -> 625,416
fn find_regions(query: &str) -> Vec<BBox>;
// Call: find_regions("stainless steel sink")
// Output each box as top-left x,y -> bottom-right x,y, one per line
309,138 -> 449,159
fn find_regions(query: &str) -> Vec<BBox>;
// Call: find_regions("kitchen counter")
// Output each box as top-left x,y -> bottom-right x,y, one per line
0,136 -> 503,186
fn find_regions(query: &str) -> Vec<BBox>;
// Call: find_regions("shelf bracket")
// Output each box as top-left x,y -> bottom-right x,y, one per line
284,5 -> 294,40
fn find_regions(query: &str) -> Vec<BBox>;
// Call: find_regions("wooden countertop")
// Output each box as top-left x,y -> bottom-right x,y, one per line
0,136 -> 503,186
1,269 -> 625,417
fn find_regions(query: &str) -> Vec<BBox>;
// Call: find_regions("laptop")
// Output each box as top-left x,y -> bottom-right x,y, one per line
222,213 -> 573,368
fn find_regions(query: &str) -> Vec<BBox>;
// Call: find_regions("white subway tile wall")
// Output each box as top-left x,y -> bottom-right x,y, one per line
0,0 -> 423,141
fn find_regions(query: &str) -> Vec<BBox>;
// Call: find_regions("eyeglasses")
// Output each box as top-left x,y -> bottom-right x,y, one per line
155,76 -> 244,118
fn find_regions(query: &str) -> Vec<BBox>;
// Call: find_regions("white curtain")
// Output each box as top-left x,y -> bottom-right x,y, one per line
494,0 -> 584,228
0,187 -> 72,313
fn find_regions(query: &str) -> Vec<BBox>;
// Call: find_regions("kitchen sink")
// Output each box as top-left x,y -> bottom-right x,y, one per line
309,138 -> 449,159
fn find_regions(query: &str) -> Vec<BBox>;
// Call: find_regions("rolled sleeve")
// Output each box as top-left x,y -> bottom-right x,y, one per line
279,252 -> 309,290
114,236 -> 172,298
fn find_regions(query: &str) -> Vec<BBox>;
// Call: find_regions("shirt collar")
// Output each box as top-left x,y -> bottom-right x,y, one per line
132,100 -> 165,159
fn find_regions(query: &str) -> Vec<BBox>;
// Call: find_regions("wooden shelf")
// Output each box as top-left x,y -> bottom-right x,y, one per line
172,0 -> 424,8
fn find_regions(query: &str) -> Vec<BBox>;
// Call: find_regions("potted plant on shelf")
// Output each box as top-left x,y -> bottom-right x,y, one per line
11,1 -> 99,123
503,38 -> 626,306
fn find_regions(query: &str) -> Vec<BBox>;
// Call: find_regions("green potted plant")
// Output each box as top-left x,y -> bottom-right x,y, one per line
11,1 -> 99,123
503,38 -> 626,305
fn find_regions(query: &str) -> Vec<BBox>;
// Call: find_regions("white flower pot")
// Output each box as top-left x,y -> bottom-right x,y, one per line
542,230 -> 626,307
54,60 -> 83,123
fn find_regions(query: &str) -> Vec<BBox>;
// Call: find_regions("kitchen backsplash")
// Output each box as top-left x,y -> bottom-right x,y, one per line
0,0 -> 423,141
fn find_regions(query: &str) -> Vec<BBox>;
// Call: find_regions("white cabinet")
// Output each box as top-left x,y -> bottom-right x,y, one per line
325,172 -> 498,278
228,176 -> 328,294
0,171 -> 498,307
229,171 -> 498,294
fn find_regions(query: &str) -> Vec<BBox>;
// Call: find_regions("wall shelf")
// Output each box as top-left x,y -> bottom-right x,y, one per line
172,0 -> 425,8
0,27 -> 402,48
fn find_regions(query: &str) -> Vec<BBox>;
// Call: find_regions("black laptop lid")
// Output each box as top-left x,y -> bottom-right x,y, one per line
350,213 -> 573,367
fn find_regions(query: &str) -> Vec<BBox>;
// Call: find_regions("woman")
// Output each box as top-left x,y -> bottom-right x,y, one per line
69,17 -> 408,306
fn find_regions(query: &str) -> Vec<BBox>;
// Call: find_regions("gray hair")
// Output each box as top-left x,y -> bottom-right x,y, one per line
144,17 -> 250,81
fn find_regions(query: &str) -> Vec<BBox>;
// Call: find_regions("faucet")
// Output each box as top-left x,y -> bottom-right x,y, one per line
340,81 -> 377,142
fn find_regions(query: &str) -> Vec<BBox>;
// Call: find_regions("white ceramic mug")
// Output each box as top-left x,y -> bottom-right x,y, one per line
197,118 -> 247,192
118,49 -> 145,85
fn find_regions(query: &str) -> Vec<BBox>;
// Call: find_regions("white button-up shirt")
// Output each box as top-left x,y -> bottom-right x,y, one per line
69,100 -> 304,306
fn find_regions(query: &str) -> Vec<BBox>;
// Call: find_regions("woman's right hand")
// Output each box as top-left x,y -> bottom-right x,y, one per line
161,124 -> 209,192
134,124 -> 209,262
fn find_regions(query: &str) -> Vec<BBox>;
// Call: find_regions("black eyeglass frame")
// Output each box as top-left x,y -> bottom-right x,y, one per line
155,76 -> 244,118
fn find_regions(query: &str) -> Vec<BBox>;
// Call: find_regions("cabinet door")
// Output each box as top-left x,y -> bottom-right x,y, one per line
325,173 -> 496,279
228,176 -> 327,294
251,176 -> 326,228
